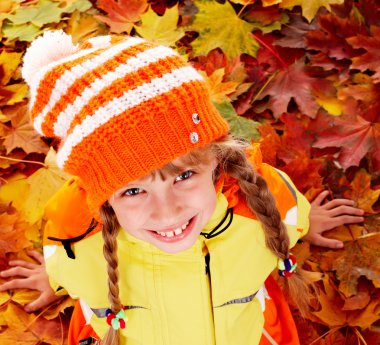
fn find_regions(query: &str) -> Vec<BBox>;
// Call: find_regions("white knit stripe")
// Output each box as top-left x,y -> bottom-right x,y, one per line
56,66 -> 203,168
53,45 -> 178,138
32,37 -> 145,135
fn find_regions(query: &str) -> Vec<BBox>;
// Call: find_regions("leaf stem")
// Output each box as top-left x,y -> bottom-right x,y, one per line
251,32 -> 288,69
237,1 -> 253,18
0,155 -> 46,168
308,327 -> 340,345
251,70 -> 278,104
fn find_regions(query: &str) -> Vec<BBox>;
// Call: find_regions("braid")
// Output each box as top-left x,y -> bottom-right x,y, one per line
220,148 -> 289,259
213,136 -> 311,315
99,202 -> 122,345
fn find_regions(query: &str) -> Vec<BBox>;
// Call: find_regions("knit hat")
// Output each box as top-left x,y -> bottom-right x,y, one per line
22,31 -> 229,216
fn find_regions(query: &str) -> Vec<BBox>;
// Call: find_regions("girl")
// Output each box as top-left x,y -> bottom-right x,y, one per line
2,31 -> 364,345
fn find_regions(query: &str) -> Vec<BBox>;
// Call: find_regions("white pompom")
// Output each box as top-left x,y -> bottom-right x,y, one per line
22,30 -> 78,85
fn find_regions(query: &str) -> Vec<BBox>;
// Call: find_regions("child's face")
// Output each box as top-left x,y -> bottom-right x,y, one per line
109,154 -> 218,253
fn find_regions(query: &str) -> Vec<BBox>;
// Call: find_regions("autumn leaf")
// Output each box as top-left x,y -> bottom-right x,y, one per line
342,169 -> 380,213
0,51 -> 22,85
0,205 -> 31,258
319,233 -> 380,298
280,0 -> 345,23
190,0 -> 260,59
200,69 -> 239,103
348,26 -> 380,83
96,0 -> 148,34
313,116 -> 380,170
66,10 -> 107,44
306,13 -> 366,60
2,104 -> 49,154
135,5 -> 184,46
255,59 -> 320,118
24,148 -> 71,224
214,101 -> 260,142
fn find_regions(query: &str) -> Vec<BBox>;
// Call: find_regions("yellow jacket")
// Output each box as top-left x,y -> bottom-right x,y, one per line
43,155 -> 310,345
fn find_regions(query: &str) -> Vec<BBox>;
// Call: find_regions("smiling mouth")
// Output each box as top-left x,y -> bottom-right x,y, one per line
153,221 -> 190,237
148,216 -> 196,242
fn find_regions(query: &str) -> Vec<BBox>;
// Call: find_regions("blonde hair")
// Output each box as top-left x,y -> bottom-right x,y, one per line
99,134 -> 310,344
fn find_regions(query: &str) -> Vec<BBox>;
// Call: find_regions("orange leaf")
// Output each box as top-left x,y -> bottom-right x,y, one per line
95,0 -> 148,34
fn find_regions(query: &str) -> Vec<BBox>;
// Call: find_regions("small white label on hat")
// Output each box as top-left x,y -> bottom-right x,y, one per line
190,132 -> 199,143
192,113 -> 200,124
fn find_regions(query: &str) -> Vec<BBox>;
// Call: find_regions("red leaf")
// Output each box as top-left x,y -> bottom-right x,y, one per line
348,26 -> 380,83
256,59 -> 320,118
313,116 -> 380,170
306,13 -> 367,60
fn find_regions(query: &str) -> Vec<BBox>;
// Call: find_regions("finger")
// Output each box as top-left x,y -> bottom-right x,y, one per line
26,250 -> 44,264
322,198 -> 357,210
25,292 -> 59,312
311,235 -> 344,249
328,215 -> 365,228
0,278 -> 32,291
0,266 -> 32,278
311,191 -> 329,206
7,260 -> 37,270
328,205 -> 365,217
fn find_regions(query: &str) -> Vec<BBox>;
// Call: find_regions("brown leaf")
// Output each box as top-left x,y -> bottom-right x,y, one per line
343,169 -> 380,213
0,207 -> 31,258
319,233 -> 380,298
2,104 -> 49,154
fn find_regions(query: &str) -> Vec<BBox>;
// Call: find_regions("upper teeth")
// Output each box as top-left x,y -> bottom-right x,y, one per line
155,221 -> 189,237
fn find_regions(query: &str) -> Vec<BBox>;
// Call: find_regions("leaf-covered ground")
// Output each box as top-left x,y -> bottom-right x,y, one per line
0,0 -> 379,344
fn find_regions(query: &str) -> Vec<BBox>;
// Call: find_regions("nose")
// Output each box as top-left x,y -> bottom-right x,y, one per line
149,188 -> 183,225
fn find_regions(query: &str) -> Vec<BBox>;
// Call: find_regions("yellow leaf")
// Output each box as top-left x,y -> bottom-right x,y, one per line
0,51 -> 22,85
190,0 -> 259,59
200,69 -> 239,103
0,173 -> 29,211
66,10 -> 108,44
315,95 -> 343,116
0,83 -> 28,106
280,0 -> 344,22
24,148 -> 71,224
135,5 -> 185,46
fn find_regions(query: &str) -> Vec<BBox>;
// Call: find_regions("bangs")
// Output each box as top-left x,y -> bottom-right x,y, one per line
150,145 -> 215,181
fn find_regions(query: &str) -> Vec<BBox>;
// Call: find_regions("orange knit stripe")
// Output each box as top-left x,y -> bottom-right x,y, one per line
64,79 -> 208,174
30,39 -> 149,123
65,54 -> 188,136
39,41 -> 153,137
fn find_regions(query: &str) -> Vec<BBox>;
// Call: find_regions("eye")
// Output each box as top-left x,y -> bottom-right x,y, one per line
123,188 -> 144,196
175,170 -> 194,182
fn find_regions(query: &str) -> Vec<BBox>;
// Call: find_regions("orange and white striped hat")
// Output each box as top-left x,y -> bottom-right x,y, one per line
22,30 -> 229,216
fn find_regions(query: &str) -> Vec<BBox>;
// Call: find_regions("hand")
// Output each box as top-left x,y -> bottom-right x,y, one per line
0,250 -> 60,312
304,191 -> 364,249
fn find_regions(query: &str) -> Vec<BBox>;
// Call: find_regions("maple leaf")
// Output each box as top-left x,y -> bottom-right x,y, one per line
24,148 -> 71,224
189,0 -> 259,59
280,0 -> 345,23
2,104 -> 49,154
313,116 -> 380,170
200,69 -> 239,103
135,5 -> 185,46
275,14 -> 318,49
319,233 -> 380,298
343,169 -> 380,213
0,206 -> 31,258
214,101 -> 260,142
66,10 -> 107,44
0,83 -> 29,106
96,0 -> 148,34
306,13 -> 366,60
255,59 -> 320,118
348,26 -> 380,83
0,51 -> 22,85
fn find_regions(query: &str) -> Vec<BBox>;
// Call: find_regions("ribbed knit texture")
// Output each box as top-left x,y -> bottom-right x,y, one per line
22,31 -> 229,216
